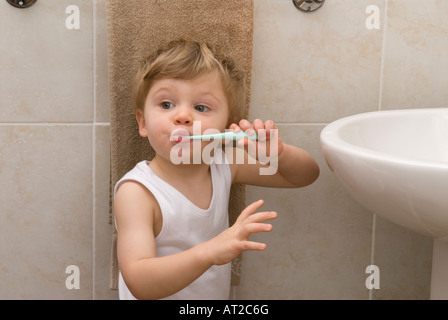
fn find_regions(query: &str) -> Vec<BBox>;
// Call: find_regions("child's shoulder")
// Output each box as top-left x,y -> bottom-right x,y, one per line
114,179 -> 161,226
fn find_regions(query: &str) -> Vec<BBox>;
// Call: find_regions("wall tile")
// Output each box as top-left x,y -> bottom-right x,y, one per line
382,0 -> 448,110
95,0 -> 111,123
0,0 -> 93,122
249,0 -> 384,123
373,216 -> 432,299
0,125 -> 92,299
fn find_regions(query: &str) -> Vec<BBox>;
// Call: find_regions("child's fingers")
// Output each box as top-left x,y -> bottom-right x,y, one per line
239,240 -> 267,252
238,119 -> 253,131
240,119 -> 256,138
230,123 -> 255,145
253,118 -> 264,133
238,119 -> 257,144
229,123 -> 240,132
243,222 -> 274,235
237,137 -> 256,148
264,120 -> 276,141
239,212 -> 276,239
264,120 -> 276,132
237,199 -> 264,222
245,210 -> 277,224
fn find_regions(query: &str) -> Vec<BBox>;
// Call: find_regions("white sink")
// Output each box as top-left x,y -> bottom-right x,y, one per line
320,108 -> 448,299
321,108 -> 448,239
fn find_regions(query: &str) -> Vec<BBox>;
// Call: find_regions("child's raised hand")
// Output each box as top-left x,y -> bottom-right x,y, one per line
204,200 -> 277,266
229,119 -> 284,162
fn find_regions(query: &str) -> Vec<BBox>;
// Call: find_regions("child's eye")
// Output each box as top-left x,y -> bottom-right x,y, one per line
195,105 -> 210,112
161,102 -> 175,109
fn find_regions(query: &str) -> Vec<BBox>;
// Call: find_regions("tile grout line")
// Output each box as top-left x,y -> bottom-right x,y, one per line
370,0 -> 388,300
369,214 -> 377,300
92,0 -> 97,300
378,0 -> 388,112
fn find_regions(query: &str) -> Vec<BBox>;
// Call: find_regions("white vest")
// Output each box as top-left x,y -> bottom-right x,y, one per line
114,149 -> 232,300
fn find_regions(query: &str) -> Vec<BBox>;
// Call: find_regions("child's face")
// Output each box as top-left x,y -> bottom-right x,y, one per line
136,71 -> 229,163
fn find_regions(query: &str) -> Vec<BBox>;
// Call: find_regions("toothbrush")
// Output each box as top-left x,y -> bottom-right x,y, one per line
181,130 -> 258,141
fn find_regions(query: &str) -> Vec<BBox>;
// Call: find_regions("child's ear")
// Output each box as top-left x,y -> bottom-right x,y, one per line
136,109 -> 148,138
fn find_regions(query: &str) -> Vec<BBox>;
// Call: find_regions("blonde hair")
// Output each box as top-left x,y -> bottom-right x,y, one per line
132,39 -> 246,126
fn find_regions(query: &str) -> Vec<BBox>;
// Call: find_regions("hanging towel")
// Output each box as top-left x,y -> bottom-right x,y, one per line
106,0 -> 254,290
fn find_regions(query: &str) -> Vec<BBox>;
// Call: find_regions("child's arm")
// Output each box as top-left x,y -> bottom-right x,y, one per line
114,181 -> 275,300
229,119 -> 319,188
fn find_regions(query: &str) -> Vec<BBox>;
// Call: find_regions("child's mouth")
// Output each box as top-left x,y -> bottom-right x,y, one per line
170,128 -> 191,143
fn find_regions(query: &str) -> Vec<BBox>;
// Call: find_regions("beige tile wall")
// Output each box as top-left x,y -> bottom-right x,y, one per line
1,0 -> 440,299
0,0 -> 115,299
382,0 -> 448,110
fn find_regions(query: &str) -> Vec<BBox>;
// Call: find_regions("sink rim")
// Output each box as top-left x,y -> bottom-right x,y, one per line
320,108 -> 448,169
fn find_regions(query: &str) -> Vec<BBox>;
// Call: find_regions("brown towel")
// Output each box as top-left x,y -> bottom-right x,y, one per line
106,0 -> 254,290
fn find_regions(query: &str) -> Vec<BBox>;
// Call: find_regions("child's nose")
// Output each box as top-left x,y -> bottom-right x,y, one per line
174,106 -> 193,125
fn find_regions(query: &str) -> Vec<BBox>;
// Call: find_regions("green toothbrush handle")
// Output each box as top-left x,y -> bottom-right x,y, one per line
184,131 -> 258,141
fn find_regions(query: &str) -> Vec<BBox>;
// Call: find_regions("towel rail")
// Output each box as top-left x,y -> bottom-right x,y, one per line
6,0 -> 37,9
292,0 -> 325,13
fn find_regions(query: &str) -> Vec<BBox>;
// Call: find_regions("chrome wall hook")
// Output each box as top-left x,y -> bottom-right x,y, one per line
6,0 -> 37,9
292,0 -> 325,13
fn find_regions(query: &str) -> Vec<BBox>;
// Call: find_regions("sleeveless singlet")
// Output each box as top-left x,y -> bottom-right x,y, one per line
114,148 -> 232,300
